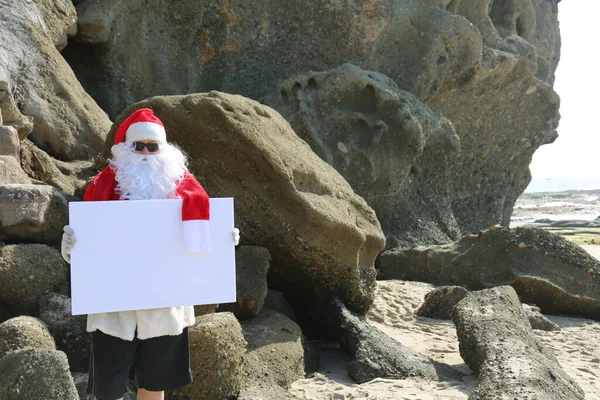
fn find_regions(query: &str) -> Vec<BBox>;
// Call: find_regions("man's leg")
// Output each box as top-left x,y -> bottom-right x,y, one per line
136,328 -> 192,395
137,388 -> 164,400
87,330 -> 137,400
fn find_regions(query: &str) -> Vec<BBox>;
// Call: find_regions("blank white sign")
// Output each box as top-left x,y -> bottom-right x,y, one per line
69,198 -> 236,315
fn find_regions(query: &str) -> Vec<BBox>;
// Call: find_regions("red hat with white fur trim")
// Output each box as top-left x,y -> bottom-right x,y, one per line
114,108 -> 167,144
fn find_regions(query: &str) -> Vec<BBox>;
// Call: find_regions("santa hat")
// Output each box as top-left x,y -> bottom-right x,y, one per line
114,108 -> 167,144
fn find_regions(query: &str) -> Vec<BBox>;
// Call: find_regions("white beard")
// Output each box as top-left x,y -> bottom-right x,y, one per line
109,142 -> 188,200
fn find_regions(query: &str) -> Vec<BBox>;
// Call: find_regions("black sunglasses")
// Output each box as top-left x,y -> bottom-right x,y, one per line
132,141 -> 160,152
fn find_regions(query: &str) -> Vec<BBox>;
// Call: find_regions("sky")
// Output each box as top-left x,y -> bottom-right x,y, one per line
528,0 -> 600,179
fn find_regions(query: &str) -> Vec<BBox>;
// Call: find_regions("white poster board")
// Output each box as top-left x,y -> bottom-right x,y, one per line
69,198 -> 236,315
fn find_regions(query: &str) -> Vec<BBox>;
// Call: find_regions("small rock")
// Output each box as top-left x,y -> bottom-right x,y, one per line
416,286 -> 468,320
0,156 -> 29,184
239,308 -> 305,398
0,184 -> 69,245
0,316 -> 55,359
166,312 -> 246,400
220,246 -> 270,318
0,348 -> 79,399
522,304 -> 561,332
0,126 -> 20,159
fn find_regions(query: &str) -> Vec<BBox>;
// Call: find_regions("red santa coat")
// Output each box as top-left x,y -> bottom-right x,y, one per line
83,165 -> 211,340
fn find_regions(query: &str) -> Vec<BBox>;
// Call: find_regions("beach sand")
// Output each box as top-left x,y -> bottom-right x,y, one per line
290,249 -> 600,399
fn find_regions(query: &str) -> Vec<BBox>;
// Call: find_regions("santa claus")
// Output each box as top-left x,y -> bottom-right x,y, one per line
60,108 -> 239,400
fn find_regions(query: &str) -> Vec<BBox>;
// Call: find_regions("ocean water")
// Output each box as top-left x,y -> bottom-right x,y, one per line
524,176 -> 600,193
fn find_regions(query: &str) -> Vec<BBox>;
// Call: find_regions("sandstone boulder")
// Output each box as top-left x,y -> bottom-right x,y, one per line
101,93 -> 385,321
166,312 -> 246,400
452,286 -> 583,400
0,244 -> 68,310
0,348 -> 78,400
0,316 -> 55,359
220,246 -> 271,318
378,227 -> 600,320
0,184 -> 68,245
0,0 -> 110,160
239,308 -> 305,397
263,64 -> 461,246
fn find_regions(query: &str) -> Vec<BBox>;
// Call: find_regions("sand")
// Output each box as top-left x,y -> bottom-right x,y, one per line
290,251 -> 600,399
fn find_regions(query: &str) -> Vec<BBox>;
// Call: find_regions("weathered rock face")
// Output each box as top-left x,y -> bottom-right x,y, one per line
220,246 -> 271,318
19,139 -> 94,196
425,1 -> 560,233
0,244 -> 68,310
0,316 -> 56,359
452,286 -> 584,400
377,226 -> 600,320
0,126 -> 20,159
66,0 -> 559,237
0,156 -> 30,184
416,286 -> 468,320
39,293 -> 89,372
239,308 -> 305,398
263,64 -> 461,245
102,93 -> 385,318
167,312 -> 246,400
66,0 -> 480,118
0,184 -> 69,245
327,297 -> 462,384
31,0 -> 77,51
0,348 -> 79,400
0,0 -> 110,160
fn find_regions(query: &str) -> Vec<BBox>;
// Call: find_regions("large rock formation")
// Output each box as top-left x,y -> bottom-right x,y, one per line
263,64 -> 462,245
453,286 -> 584,400
65,0 -> 559,237
100,93 -> 385,319
377,226 -> 600,320
0,0 -> 110,160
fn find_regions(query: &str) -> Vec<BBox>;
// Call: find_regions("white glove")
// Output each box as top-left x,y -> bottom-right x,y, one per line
233,228 -> 240,246
61,225 -> 76,263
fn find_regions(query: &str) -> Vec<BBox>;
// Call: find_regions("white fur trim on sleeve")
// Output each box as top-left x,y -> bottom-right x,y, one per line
183,219 -> 212,253
126,122 -> 167,143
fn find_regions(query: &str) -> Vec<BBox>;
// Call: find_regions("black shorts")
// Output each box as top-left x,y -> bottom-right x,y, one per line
87,328 -> 192,400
